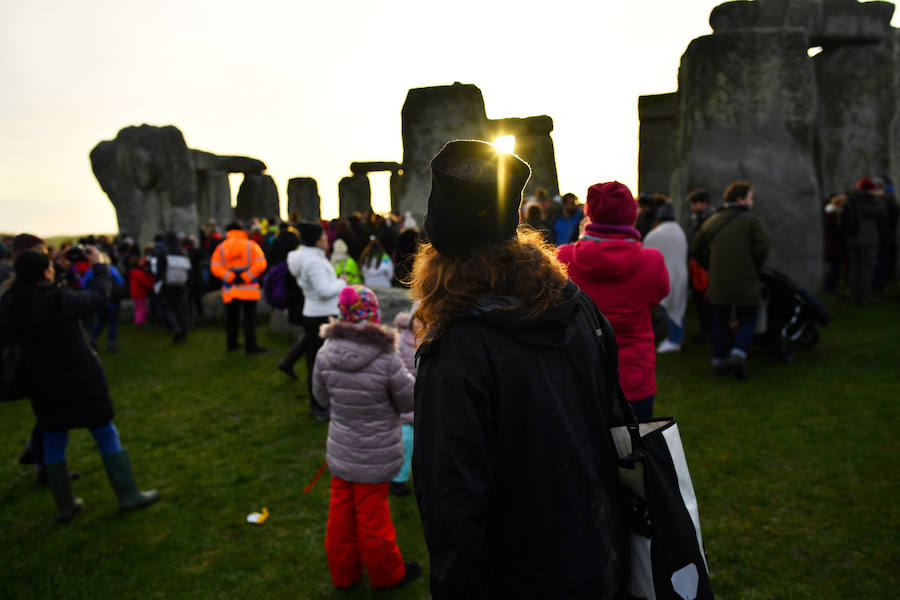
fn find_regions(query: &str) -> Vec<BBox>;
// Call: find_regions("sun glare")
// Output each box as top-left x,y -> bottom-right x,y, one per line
494,135 -> 516,154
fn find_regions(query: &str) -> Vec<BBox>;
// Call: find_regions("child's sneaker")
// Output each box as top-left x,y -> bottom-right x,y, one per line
657,339 -> 681,353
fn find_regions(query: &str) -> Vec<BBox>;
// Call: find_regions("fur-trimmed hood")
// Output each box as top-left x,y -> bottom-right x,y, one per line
319,318 -> 398,372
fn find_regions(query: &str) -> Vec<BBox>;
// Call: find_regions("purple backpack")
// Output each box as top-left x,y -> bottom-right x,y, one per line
263,263 -> 291,309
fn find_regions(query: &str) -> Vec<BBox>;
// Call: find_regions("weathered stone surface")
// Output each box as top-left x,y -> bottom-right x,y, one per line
236,174 -> 279,221
393,82 -> 560,223
338,174 -> 372,217
191,149 -> 266,174
394,82 -> 489,222
350,162 -> 402,174
891,29 -> 900,198
90,124 -> 198,244
287,177 -> 321,222
710,0 -> 895,47
195,170 -> 234,227
814,41 -> 895,194
638,93 -> 678,194
671,29 -> 822,291
488,116 -> 559,198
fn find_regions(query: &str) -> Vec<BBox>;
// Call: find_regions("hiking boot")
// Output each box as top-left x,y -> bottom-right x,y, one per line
381,562 -> 422,591
657,339 -> 682,354
729,354 -> 748,381
106,342 -> 120,353
390,481 -> 410,497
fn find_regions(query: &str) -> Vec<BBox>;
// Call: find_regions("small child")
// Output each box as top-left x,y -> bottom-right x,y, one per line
127,255 -> 155,325
389,309 -> 421,497
312,284 -> 421,591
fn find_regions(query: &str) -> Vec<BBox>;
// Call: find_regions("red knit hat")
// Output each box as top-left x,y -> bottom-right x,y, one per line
586,182 -> 638,226
857,177 -> 877,191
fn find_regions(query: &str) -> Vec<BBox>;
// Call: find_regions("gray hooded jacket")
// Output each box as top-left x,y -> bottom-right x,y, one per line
313,319 -> 415,483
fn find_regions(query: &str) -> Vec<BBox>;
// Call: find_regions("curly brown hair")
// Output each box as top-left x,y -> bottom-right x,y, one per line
408,227 -> 569,343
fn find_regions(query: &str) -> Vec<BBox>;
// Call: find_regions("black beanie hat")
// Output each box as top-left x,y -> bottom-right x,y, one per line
424,140 -> 531,257
12,233 -> 45,257
298,222 -> 325,247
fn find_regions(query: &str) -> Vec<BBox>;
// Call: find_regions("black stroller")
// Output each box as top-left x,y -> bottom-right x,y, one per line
754,268 -> 829,362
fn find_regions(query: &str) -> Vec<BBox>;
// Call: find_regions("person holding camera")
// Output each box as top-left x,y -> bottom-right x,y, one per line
1,244 -> 159,522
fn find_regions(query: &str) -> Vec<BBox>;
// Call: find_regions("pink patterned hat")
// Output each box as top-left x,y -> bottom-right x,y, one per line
338,284 -> 380,324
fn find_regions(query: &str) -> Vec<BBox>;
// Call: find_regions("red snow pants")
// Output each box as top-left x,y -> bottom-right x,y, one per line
325,476 -> 405,588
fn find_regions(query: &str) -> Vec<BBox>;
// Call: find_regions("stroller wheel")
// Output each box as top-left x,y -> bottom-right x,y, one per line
780,339 -> 797,363
799,326 -> 819,347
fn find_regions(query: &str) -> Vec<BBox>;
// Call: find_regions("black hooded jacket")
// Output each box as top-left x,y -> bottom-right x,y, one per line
413,281 -> 627,600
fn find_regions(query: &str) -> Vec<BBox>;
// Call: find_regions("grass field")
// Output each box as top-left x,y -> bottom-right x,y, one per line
1,290 -> 898,599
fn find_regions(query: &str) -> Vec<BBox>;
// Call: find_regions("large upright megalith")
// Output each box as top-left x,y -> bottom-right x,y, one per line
338,173 -> 372,217
639,0 -> 899,292
90,124 -> 198,244
192,150 -> 267,227
236,174 -> 279,221
671,29 -> 821,291
287,177 -> 321,222
392,82 -> 559,224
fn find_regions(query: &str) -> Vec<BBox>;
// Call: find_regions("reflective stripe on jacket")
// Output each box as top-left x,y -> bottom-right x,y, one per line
209,230 -> 267,303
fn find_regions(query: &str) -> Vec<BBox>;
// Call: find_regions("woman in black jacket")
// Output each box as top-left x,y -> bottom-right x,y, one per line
410,140 -> 626,600
3,247 -> 158,522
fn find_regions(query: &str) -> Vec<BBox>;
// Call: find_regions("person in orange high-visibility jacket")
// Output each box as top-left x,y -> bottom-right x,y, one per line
209,223 -> 268,354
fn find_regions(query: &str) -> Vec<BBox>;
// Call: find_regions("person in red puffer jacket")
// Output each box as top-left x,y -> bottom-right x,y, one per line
128,256 -> 155,325
557,181 -> 669,419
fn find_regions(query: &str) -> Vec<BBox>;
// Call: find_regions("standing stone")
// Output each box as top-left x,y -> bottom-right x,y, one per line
236,174 -> 280,221
287,177 -> 321,222
638,93 -> 678,194
394,83 -> 490,223
90,124 -> 198,245
338,174 -> 372,217
489,116 -> 559,198
814,41 -> 894,194
671,29 -> 822,292
195,170 -> 233,228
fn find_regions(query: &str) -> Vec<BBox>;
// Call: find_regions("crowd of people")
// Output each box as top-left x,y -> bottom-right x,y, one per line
2,139 -> 898,597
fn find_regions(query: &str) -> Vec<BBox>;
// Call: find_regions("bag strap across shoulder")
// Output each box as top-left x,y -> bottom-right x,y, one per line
575,290 -> 642,445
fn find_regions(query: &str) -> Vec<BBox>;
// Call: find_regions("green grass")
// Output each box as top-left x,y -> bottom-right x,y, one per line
1,291 -> 899,599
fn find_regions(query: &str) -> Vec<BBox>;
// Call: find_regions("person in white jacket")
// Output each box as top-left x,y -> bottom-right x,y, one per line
286,222 -> 346,419
643,202 -> 688,353
360,237 -> 394,288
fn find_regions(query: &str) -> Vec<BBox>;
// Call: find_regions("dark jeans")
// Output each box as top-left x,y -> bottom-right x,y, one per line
225,299 -> 259,350
161,286 -> 189,335
691,288 -> 711,337
302,315 -> 330,414
90,302 -> 120,344
711,305 -> 758,360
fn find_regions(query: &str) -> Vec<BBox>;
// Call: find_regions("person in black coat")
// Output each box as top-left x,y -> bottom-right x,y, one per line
409,140 -> 627,599
155,232 -> 191,342
2,247 -> 159,522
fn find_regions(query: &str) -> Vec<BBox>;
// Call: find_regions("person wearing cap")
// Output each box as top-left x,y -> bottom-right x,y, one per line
644,201 -> 689,353
286,222 -> 346,419
312,284 -> 420,591
692,181 -> 770,378
209,222 -> 268,353
411,140 -> 627,599
557,181 -> 669,418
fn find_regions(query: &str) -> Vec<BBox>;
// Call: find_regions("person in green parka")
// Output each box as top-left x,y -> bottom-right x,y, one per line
692,180 -> 770,380
330,239 -> 361,284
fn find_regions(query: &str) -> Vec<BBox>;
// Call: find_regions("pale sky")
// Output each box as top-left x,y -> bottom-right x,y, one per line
1,1 -> 896,237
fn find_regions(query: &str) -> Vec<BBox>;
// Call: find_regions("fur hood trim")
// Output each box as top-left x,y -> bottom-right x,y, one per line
320,318 -> 397,353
